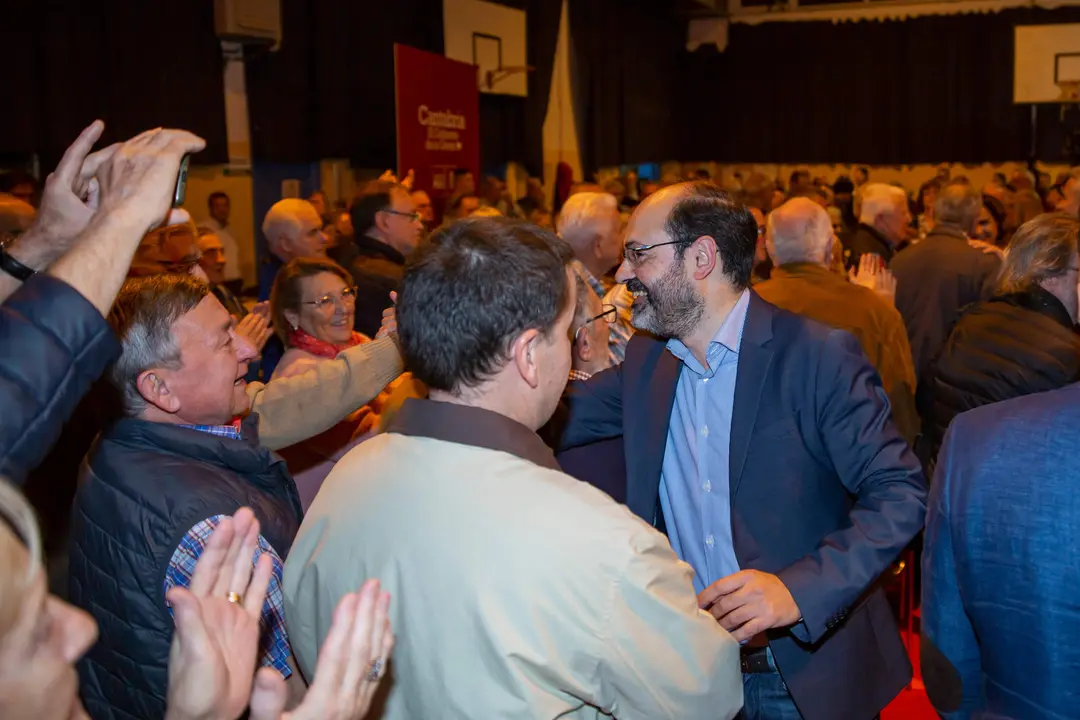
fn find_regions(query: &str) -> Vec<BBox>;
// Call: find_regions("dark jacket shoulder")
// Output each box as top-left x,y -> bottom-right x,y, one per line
929,289 -> 1080,462
0,275 -> 120,484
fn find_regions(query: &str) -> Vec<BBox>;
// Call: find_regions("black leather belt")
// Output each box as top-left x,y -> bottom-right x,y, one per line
740,645 -> 773,674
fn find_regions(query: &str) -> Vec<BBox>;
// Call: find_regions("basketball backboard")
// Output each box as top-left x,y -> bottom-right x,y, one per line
443,0 -> 527,97
1015,24 -> 1080,104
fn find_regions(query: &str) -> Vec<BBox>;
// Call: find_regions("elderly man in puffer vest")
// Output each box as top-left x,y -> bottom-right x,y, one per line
68,274 -> 306,719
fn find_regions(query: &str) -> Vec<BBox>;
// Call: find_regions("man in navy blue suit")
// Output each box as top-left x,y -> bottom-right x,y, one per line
922,385 -> 1080,720
556,182 -> 927,720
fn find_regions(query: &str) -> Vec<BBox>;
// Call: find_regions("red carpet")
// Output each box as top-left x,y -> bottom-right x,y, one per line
882,632 -> 936,719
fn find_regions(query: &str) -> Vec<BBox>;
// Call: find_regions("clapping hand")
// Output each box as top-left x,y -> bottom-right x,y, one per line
848,253 -> 898,306
377,170 -> 414,191
249,580 -> 394,720
251,301 -> 272,321
375,291 -> 398,341
698,570 -> 801,644
236,312 -> 274,354
165,508 -> 273,720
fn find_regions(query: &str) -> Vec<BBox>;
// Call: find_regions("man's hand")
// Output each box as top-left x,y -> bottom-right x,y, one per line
375,291 -> 398,341
848,253 -> 897,306
94,128 -> 206,234
248,579 -> 394,720
698,570 -> 801,643
41,126 -> 205,316
236,313 -> 274,354
165,508 -> 273,720
8,120 -> 117,271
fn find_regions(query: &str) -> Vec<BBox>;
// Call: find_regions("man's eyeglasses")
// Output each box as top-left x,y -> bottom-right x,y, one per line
381,209 -> 422,223
302,286 -> 359,312
574,304 -> 617,338
623,240 -> 688,265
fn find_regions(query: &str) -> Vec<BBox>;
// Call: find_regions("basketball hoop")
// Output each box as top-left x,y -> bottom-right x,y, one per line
484,65 -> 535,91
1057,79 -> 1080,103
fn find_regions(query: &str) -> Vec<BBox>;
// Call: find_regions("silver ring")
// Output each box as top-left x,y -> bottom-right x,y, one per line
366,658 -> 384,682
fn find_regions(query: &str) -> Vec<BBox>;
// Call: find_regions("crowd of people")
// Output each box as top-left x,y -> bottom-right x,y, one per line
0,118 -> 1078,720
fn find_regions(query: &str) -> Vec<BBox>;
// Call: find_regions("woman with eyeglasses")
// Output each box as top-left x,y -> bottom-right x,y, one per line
269,258 -> 389,509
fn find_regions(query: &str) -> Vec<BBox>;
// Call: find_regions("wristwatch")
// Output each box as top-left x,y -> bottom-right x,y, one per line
0,247 -> 37,281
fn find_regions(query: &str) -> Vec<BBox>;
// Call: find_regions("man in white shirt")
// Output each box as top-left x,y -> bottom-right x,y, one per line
283,217 -> 743,720
202,191 -> 242,286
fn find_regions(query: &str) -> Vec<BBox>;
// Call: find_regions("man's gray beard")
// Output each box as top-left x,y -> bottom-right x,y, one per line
630,266 -> 705,340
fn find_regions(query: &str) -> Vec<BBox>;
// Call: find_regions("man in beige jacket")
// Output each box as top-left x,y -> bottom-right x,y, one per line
284,218 -> 742,719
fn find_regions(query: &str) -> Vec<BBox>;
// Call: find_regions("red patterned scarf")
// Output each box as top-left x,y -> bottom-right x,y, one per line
287,327 -> 368,359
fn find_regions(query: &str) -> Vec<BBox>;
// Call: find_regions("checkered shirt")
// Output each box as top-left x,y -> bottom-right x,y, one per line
164,515 -> 292,679
177,419 -> 243,440
572,260 -> 633,364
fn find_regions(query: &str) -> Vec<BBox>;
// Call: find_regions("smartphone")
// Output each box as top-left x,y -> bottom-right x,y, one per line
173,154 -> 190,208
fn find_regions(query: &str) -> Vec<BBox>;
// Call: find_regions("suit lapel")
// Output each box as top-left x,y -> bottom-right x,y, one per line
627,342 -> 681,525
729,293 -> 775,506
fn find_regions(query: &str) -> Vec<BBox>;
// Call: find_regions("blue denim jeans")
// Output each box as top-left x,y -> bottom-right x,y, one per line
738,649 -> 804,720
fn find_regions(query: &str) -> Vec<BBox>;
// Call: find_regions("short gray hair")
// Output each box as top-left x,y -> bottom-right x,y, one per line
934,183 -> 981,232
557,192 -> 618,255
767,198 -> 833,266
998,213 -> 1080,294
107,275 -> 210,416
262,198 -> 316,252
858,184 -> 907,226
570,276 -> 598,336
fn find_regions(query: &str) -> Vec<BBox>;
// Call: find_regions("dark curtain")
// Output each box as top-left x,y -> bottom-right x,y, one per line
568,0 -> 683,177
245,0 -> 444,167
0,1 -> 228,170
677,7 -> 1080,164
523,0 -> 563,175
480,94 -> 527,173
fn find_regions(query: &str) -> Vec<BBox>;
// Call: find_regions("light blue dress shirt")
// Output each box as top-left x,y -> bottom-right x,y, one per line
659,289 -> 751,594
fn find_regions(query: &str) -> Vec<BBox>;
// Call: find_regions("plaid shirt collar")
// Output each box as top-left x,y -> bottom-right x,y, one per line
178,418 -> 243,440
568,368 -> 593,382
571,260 -> 607,300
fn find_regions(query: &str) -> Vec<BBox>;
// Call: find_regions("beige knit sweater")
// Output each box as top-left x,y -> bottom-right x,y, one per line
245,336 -> 403,450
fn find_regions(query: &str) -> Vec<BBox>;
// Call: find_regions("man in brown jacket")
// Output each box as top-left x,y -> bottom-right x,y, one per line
755,198 -> 919,444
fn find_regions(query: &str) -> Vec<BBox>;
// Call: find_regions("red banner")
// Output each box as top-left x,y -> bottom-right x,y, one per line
394,44 -> 480,213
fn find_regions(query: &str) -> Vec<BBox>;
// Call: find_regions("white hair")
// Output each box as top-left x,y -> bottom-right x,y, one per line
557,192 -> 618,255
767,198 -> 833,266
262,199 -> 317,252
859,184 -> 907,225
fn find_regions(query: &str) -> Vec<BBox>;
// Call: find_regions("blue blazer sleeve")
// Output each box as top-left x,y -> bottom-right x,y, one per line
777,329 -> 927,644
0,275 -> 120,484
556,362 -> 625,451
921,423 -> 982,717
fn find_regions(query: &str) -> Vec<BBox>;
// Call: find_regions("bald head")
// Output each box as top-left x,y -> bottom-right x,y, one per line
262,199 -> 326,262
766,197 -> 834,267
0,193 -> 36,237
